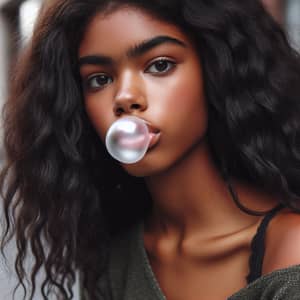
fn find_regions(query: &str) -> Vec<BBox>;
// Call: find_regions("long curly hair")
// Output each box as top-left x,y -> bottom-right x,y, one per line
1,0 -> 300,299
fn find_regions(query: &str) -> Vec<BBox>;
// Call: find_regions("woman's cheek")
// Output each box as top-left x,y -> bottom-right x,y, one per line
85,96 -> 111,141
152,67 -> 205,119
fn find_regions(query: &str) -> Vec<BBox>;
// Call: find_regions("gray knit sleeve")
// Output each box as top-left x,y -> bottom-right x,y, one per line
228,265 -> 300,300
79,270 -> 112,300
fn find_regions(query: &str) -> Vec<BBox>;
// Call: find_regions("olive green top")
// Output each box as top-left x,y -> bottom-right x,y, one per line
81,223 -> 300,299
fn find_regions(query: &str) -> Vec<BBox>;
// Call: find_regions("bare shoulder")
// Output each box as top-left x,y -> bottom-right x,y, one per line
262,208 -> 300,275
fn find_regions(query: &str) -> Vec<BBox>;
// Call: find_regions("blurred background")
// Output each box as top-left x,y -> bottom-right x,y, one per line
0,0 -> 299,299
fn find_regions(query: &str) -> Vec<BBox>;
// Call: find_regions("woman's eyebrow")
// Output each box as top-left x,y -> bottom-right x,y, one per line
128,35 -> 187,58
78,35 -> 187,67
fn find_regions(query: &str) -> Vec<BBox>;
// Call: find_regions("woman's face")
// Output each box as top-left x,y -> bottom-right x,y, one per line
79,6 -> 207,177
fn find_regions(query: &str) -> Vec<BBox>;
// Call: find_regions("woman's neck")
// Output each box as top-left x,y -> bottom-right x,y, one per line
144,141 -> 278,239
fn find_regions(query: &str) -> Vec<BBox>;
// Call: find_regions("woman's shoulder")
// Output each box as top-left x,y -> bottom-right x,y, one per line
262,208 -> 300,275
229,208 -> 300,299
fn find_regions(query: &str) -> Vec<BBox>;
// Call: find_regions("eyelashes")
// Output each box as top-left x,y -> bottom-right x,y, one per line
85,74 -> 113,90
145,58 -> 176,74
83,58 -> 177,92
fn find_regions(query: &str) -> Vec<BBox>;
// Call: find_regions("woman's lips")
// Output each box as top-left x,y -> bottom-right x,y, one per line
118,134 -> 148,149
118,131 -> 161,150
148,131 -> 161,150
113,119 -> 161,151
144,122 -> 161,151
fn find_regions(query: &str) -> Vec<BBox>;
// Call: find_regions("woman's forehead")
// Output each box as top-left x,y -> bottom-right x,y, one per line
78,6 -> 191,58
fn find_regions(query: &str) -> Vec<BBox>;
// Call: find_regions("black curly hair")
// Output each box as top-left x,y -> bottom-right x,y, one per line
1,0 -> 300,299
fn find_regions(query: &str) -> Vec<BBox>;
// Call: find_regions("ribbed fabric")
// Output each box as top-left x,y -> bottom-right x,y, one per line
246,204 -> 284,284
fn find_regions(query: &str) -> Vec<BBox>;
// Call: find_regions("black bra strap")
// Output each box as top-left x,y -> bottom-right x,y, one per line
246,204 -> 284,284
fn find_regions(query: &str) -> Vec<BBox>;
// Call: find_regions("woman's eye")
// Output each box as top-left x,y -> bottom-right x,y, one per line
146,59 -> 176,74
85,74 -> 113,90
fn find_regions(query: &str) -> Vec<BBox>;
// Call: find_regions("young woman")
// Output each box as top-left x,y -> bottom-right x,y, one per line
1,0 -> 300,299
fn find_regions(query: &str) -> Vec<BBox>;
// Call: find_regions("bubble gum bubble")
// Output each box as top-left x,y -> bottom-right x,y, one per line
105,116 -> 151,164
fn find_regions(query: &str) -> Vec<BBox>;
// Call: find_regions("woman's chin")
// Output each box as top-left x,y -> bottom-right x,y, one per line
119,163 -> 159,178
119,154 -> 169,178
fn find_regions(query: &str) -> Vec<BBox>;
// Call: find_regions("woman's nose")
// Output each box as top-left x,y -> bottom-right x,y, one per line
113,72 -> 147,116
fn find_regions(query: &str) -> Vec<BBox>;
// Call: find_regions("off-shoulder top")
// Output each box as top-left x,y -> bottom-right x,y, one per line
81,204 -> 300,299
